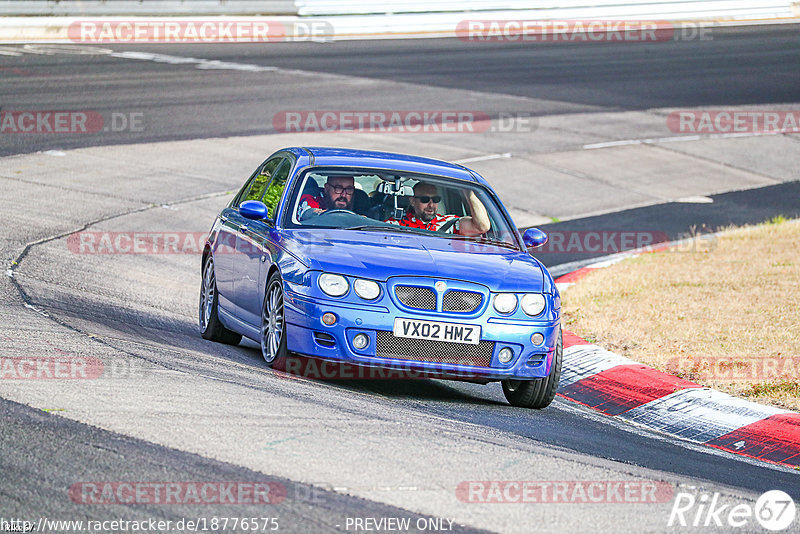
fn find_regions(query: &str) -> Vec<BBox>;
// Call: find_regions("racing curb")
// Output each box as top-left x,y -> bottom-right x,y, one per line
554,249 -> 800,470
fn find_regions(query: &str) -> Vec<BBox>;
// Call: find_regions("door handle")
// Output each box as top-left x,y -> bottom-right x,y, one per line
239,225 -> 249,232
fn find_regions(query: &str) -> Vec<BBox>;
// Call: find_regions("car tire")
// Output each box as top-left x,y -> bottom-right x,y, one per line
261,271 -> 289,369
502,327 -> 562,409
199,256 -> 242,345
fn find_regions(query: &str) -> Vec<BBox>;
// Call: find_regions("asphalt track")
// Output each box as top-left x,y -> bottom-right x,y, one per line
1,25 -> 800,533
1,24 -> 799,156
539,181 -> 800,271
1,396 -> 487,534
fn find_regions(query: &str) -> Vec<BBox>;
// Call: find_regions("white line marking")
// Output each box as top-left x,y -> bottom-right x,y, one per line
586,256 -> 629,269
584,130 -> 800,150
13,44 -> 52,55
453,153 -> 511,164
676,196 -> 714,204
109,51 -> 278,72
0,47 -> 22,56
23,303 -> 50,317
584,136 -> 700,149
555,282 -> 573,293
24,44 -> 113,55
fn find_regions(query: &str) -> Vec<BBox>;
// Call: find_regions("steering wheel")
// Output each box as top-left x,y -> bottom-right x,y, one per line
323,209 -> 358,216
437,218 -> 459,233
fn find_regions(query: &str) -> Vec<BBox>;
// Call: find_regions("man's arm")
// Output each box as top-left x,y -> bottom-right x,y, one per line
457,191 -> 491,236
297,194 -> 324,219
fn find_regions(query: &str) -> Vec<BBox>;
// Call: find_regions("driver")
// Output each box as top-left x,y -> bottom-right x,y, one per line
298,175 -> 356,218
385,182 -> 491,237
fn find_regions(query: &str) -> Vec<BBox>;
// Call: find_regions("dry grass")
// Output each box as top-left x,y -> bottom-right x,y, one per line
562,217 -> 800,411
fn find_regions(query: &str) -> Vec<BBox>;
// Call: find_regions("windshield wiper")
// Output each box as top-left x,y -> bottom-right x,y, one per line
345,225 -> 519,249
344,224 -> 420,234
447,235 -> 521,250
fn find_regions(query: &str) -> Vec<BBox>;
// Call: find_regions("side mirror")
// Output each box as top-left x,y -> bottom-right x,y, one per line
522,228 -> 548,249
240,200 -> 271,222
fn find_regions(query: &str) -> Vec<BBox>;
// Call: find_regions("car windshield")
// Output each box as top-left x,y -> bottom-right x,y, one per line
286,167 -> 520,249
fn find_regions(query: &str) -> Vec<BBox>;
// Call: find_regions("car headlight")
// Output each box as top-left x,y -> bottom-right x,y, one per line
521,293 -> 546,316
318,273 -> 349,297
354,279 -> 380,300
493,293 -> 517,314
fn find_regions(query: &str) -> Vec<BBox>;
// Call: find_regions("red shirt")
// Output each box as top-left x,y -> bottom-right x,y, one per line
385,211 -> 462,234
297,193 -> 326,218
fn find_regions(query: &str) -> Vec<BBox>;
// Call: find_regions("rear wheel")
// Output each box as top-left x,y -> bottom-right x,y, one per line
261,272 -> 289,368
199,256 -> 242,345
502,328 -> 562,409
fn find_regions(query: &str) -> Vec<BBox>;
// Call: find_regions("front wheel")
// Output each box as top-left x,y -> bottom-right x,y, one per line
502,328 -> 562,409
199,256 -> 242,345
261,272 -> 289,368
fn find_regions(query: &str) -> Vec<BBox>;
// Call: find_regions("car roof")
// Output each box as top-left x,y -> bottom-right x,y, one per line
290,147 -> 482,183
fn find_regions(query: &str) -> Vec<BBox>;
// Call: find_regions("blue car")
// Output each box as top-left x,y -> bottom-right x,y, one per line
200,147 -> 562,408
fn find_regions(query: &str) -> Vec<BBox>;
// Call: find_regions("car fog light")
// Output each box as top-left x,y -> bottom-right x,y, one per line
322,312 -> 337,326
498,347 -> 514,364
353,333 -> 369,350
531,333 -> 544,346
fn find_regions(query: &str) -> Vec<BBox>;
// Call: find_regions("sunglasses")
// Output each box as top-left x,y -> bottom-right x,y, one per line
327,185 -> 356,195
415,195 -> 441,204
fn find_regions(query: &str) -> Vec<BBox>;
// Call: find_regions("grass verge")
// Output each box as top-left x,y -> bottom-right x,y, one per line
562,217 -> 800,411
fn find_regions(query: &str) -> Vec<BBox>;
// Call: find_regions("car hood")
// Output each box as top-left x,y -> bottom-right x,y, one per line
280,229 -> 546,292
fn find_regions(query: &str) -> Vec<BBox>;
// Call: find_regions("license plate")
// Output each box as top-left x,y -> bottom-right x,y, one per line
393,318 -> 481,345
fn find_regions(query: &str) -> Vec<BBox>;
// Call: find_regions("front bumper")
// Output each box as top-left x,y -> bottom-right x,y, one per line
282,279 -> 560,381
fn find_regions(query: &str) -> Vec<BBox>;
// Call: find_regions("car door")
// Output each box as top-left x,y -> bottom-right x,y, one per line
213,172 -> 257,313
235,156 -> 293,327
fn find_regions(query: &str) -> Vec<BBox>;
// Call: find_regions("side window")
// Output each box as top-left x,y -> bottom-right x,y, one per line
239,158 -> 283,205
230,167 -> 259,208
262,159 -> 291,219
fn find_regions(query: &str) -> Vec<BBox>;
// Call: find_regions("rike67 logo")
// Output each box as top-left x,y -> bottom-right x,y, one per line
669,490 -> 796,531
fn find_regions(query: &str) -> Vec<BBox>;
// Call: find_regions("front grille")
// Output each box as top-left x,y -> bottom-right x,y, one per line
395,286 -> 436,310
443,290 -> 483,313
375,331 -> 494,367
